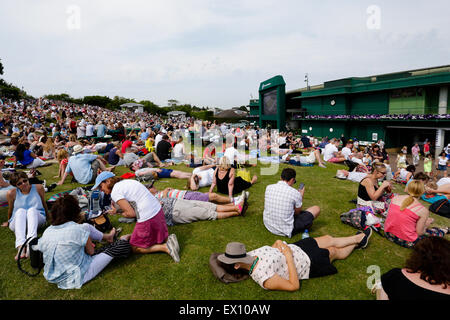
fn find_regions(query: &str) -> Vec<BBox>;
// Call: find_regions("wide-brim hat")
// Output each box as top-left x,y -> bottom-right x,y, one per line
217,242 -> 254,265
72,145 -> 83,154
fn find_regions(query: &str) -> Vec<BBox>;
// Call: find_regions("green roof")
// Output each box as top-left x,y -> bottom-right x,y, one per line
290,65 -> 450,99
293,70 -> 450,99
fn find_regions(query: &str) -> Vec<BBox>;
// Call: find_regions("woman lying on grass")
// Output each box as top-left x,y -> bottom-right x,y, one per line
217,229 -> 372,292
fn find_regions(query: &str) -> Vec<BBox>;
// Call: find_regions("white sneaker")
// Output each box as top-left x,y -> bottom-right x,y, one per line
168,233 -> 180,252
167,234 -> 180,263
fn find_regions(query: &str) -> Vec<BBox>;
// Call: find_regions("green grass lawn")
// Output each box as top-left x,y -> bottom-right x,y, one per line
0,160 -> 448,300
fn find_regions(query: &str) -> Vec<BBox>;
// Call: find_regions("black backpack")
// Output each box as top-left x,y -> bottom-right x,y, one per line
429,199 -> 450,218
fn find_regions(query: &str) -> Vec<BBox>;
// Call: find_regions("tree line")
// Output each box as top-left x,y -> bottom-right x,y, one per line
0,58 -> 236,121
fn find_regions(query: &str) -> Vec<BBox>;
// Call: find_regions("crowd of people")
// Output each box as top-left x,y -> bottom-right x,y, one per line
0,97 -> 448,299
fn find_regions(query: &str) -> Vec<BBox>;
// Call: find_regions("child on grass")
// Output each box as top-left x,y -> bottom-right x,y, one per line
423,154 -> 433,178
54,149 -> 69,179
396,146 -> 408,169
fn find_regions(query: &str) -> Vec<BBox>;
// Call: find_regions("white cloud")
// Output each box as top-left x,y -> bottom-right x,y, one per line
1,1 -> 449,108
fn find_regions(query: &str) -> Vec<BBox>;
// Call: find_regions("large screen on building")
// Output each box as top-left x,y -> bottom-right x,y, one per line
263,89 -> 277,115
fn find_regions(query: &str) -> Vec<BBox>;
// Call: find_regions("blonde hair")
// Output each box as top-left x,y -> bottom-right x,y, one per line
56,149 -> 69,162
43,137 -> 55,151
400,180 -> 425,211
219,156 -> 231,170
426,181 -> 437,190
371,162 -> 386,174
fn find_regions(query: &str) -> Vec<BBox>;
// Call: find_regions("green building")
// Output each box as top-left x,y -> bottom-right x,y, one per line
250,66 -> 450,156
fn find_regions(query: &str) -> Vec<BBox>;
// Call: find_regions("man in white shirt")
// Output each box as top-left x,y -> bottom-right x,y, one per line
263,168 -> 320,238
154,131 -> 164,152
85,122 -> 94,137
322,139 -> 345,163
341,141 -> 354,161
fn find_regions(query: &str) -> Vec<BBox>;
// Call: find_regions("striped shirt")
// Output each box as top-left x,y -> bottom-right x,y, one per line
154,189 -> 187,200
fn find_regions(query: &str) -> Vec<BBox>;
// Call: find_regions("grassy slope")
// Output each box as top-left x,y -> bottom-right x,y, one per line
0,160 -> 448,300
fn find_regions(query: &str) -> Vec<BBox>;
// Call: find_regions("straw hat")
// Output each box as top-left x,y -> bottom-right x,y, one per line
72,145 -> 83,154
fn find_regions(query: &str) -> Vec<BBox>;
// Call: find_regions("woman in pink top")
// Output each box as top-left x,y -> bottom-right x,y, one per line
384,180 -> 448,248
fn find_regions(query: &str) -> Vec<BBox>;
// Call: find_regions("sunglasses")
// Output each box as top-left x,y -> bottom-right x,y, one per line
16,179 -> 29,187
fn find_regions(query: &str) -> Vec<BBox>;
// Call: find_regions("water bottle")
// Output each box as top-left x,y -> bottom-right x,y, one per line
302,229 -> 310,239
89,190 -> 101,218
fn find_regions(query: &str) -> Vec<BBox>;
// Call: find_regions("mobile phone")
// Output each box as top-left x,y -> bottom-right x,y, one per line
298,183 -> 305,191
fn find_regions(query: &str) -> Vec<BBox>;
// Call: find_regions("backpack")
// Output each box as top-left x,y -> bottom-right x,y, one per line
429,199 -> 450,218
340,209 -> 367,230
340,208 -> 385,235
85,190 -> 112,232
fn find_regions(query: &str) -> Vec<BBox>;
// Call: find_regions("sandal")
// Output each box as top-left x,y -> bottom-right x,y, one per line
113,227 -> 123,241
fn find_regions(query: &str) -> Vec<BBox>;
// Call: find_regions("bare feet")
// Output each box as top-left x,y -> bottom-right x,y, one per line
104,228 -> 117,243
15,245 -> 27,261
120,234 -> 132,241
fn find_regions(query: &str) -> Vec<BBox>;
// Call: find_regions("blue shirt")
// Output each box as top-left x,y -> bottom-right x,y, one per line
36,222 -> 92,289
66,153 -> 99,184
96,124 -> 106,137
140,132 -> 149,141
15,149 -> 34,166
10,184 -> 45,223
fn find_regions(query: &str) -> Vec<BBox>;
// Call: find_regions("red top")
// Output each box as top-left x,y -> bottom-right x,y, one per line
384,202 -> 422,242
203,146 -> 216,158
121,140 -> 132,153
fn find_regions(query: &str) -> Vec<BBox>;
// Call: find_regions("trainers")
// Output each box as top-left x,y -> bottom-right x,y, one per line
47,183 -> 57,192
118,217 -> 136,224
319,163 -> 327,168
356,228 -> 372,249
167,233 -> 180,253
166,234 -> 180,263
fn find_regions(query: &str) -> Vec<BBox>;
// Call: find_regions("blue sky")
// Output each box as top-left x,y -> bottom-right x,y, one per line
1,0 -> 449,109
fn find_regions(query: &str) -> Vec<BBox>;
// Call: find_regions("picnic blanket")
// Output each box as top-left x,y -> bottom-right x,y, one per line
258,156 -> 280,164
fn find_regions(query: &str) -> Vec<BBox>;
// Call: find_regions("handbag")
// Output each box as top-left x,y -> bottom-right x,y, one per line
17,237 -> 44,277
429,199 -> 450,218
236,164 -> 251,183
86,212 -> 113,233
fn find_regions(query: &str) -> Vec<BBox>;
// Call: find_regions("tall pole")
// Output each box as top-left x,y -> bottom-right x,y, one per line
435,86 -> 448,158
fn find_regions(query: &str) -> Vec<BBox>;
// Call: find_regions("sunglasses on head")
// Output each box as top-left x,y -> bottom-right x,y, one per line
16,179 -> 29,187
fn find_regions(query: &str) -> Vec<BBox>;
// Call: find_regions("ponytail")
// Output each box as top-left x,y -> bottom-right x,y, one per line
400,196 -> 415,211
401,180 -> 425,211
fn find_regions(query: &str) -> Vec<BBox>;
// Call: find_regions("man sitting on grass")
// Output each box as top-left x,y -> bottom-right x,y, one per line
322,138 -> 346,164
57,144 -> 115,186
263,168 -> 320,238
